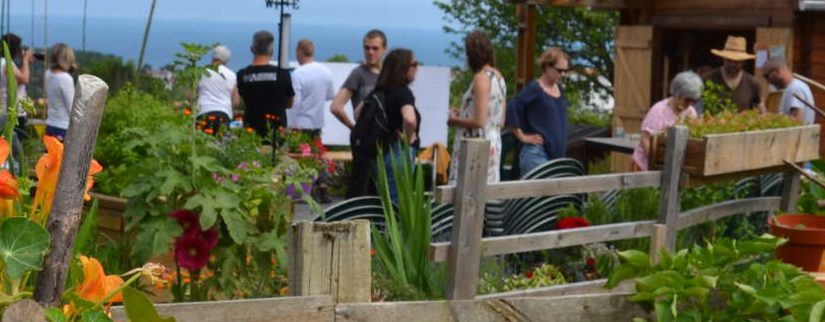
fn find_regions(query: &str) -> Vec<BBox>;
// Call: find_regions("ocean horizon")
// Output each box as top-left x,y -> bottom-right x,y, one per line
7,15 -> 463,71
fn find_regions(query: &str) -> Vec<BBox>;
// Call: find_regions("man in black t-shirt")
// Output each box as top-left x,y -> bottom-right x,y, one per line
237,30 -> 295,142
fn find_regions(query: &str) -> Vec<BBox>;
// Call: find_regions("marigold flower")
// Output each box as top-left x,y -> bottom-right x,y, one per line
246,127 -> 255,133
183,109 -> 193,116
207,115 -> 216,121
204,128 -> 214,135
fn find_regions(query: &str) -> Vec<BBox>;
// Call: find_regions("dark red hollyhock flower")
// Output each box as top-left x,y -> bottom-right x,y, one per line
174,230 -> 212,271
170,209 -> 200,232
525,271 -> 534,279
586,257 -> 597,268
200,228 -> 219,250
556,217 -> 591,230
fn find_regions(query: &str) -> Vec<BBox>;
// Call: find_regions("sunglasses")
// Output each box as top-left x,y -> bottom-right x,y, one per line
363,45 -> 382,52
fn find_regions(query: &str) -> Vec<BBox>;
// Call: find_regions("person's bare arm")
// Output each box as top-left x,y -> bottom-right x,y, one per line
789,108 -> 805,122
640,131 -> 651,155
513,128 -> 543,145
757,101 -> 767,114
448,73 -> 490,129
12,49 -> 33,84
401,104 -> 418,144
231,86 -> 240,108
331,88 -> 355,129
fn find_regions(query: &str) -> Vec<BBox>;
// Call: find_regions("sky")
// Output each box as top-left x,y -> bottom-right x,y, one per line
10,0 -> 449,30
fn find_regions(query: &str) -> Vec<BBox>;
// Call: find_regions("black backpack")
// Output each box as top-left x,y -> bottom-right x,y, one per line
350,90 -> 394,156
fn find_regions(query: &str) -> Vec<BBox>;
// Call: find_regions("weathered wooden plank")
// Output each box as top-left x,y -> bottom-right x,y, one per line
475,279 -> 635,300
780,171 -> 802,213
701,125 -> 820,176
430,221 -> 655,262
658,126 -> 688,252
289,220 -> 371,304
677,197 -> 781,229
649,224 -> 667,264
435,171 -> 661,204
111,296 -> 334,322
446,139 -> 490,300
335,293 -> 649,322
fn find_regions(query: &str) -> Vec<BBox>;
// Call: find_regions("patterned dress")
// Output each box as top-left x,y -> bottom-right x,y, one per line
449,68 -> 506,184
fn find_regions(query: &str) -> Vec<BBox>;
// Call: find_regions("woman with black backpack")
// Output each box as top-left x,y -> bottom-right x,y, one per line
347,48 -> 421,200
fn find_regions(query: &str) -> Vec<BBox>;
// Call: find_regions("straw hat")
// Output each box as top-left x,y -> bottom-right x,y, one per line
711,36 -> 755,61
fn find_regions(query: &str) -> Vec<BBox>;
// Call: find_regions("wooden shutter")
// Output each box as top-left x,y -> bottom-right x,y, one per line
612,25 -> 653,172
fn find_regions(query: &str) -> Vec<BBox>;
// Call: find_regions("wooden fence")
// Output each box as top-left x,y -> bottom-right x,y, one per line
109,125 -> 800,321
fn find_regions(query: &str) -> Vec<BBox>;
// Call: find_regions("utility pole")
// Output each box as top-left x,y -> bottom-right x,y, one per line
136,0 -> 157,84
82,0 -> 88,52
264,0 -> 299,68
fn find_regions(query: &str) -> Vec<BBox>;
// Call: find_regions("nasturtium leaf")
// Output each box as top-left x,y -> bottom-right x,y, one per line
810,300 -> 825,322
123,286 -> 176,322
0,217 -> 50,279
80,310 -> 113,322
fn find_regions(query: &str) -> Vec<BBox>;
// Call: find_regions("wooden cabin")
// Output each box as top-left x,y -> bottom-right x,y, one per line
511,0 -> 825,169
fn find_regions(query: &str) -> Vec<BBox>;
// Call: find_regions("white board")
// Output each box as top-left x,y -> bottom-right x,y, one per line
319,62 -> 451,147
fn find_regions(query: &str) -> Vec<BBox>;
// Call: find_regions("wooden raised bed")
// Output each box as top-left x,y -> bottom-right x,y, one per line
88,192 -> 127,241
650,124 -> 820,178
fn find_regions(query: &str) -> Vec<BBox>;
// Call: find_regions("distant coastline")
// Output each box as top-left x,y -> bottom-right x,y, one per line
8,15 -> 463,71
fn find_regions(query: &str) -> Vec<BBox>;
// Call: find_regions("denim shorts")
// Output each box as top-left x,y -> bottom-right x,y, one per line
519,144 -> 549,177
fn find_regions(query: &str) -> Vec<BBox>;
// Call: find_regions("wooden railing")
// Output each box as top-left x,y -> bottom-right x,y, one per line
436,126 -> 799,300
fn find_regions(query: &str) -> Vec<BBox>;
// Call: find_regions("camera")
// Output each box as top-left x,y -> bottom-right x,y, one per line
21,46 -> 45,61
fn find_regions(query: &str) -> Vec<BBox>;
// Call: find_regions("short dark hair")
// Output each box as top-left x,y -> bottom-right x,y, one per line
297,39 -> 314,57
465,30 -> 495,73
252,30 -> 274,56
364,29 -> 387,48
376,48 -> 415,89
1,33 -> 21,58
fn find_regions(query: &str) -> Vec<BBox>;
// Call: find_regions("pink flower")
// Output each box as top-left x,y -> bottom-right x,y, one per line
174,231 -> 212,271
231,174 -> 241,182
170,209 -> 200,232
299,143 -> 312,157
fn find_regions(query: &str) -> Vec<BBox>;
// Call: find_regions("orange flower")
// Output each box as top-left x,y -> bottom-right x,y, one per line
246,127 -> 254,133
207,115 -> 216,121
0,137 -> 18,200
183,108 -> 193,116
64,255 -> 124,317
204,128 -> 214,135
32,136 -> 103,223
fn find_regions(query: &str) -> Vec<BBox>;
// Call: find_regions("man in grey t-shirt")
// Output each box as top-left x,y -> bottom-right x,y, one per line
763,56 -> 816,124
330,29 -> 386,130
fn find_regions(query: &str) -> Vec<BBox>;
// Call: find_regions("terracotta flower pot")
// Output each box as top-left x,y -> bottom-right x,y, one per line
768,214 -> 825,272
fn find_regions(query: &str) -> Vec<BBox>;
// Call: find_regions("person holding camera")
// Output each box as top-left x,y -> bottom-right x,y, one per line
45,43 -> 76,142
0,33 -> 34,123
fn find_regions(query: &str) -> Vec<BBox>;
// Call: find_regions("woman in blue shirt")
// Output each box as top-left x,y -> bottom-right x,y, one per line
506,47 -> 570,176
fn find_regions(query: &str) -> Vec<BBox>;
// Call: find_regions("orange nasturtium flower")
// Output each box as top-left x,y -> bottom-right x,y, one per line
32,136 -> 103,223
0,137 -> 18,217
64,255 -> 124,317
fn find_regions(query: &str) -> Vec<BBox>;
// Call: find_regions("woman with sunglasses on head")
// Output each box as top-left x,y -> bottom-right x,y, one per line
632,71 -> 702,171
448,30 -> 506,184
506,47 -> 570,176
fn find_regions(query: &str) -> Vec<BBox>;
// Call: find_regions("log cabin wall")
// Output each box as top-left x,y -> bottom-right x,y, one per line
793,11 -> 825,156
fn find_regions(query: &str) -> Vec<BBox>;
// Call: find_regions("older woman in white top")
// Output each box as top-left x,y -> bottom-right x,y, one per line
45,43 -> 76,141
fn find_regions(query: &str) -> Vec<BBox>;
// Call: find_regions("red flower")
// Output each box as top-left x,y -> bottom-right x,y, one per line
174,231 -> 212,271
586,257 -> 597,268
525,271 -> 534,279
170,209 -> 200,231
556,216 -> 591,230
200,228 -> 219,250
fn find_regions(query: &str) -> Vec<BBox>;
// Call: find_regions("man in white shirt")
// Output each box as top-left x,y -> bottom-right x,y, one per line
197,45 -> 238,135
288,39 -> 335,136
763,56 -> 816,124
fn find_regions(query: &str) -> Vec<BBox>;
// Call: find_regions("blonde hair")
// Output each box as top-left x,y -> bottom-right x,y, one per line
50,43 -> 76,71
535,47 -> 568,70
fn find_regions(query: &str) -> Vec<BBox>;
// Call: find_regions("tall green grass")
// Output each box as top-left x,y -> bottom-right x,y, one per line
371,145 -> 440,298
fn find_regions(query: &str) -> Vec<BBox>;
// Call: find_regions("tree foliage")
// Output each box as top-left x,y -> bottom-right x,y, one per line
435,1 -> 618,109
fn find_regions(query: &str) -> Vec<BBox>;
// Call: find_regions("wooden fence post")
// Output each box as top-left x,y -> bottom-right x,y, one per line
446,139 -> 490,300
779,171 -> 801,213
289,220 -> 371,304
649,224 -> 668,264
656,126 -> 688,252
34,75 -> 108,306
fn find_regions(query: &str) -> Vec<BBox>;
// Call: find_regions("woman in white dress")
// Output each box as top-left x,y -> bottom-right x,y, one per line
448,30 -> 506,184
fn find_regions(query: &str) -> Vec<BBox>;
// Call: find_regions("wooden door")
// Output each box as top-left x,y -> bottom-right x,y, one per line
755,27 -> 794,104
612,25 -> 653,172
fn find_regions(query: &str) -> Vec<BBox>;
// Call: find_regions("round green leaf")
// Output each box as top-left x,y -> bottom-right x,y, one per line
0,217 -> 51,279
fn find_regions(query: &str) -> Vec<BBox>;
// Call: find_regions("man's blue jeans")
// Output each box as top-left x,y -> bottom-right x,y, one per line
519,144 -> 549,177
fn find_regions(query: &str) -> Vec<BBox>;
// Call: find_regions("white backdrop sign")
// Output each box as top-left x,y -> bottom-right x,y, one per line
318,62 -> 451,147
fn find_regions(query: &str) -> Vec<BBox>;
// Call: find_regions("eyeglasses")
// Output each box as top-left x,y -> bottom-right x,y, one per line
363,45 -> 382,52
550,66 -> 570,74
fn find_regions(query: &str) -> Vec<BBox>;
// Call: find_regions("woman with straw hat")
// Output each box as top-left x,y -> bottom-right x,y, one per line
704,35 -> 765,113
45,43 -> 76,142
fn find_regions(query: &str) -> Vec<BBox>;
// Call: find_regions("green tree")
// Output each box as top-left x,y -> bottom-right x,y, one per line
435,1 -> 618,108
326,54 -> 350,63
